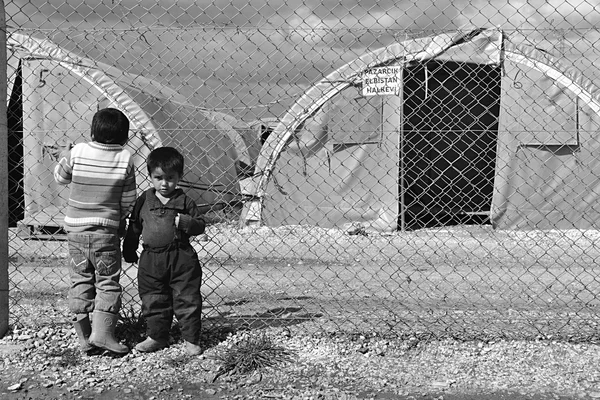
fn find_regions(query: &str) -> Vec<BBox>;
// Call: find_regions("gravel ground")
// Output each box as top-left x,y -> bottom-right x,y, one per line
7,224 -> 600,398
2,312 -> 600,400
11,224 -> 600,341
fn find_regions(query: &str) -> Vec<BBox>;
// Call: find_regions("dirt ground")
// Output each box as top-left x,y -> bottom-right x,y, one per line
9,223 -> 600,340
5,223 -> 600,399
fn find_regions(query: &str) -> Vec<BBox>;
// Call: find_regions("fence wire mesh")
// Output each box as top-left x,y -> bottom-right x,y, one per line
6,1 -> 600,341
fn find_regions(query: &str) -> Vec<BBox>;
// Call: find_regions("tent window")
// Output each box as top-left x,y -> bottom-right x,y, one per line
502,63 -> 579,146
329,86 -> 383,152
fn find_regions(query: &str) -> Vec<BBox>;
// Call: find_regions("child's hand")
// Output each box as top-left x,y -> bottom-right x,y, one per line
175,213 -> 180,228
118,219 -> 127,238
58,141 -> 74,161
123,250 -> 138,263
122,242 -> 138,263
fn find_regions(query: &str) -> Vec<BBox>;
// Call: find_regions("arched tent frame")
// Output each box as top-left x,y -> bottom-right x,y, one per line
8,32 -> 163,151
246,28 -> 600,230
7,32 -> 259,180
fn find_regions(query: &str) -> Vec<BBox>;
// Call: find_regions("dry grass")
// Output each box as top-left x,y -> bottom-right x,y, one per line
210,331 -> 297,376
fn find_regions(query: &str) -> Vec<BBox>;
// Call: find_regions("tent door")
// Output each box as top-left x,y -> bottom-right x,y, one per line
8,60 -> 24,227
400,61 -> 500,230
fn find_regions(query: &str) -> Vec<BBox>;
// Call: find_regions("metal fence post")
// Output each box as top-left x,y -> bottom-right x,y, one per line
0,0 -> 8,338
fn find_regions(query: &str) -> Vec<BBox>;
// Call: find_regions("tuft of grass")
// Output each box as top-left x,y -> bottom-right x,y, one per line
115,309 -> 187,349
116,306 -> 147,349
211,332 -> 296,376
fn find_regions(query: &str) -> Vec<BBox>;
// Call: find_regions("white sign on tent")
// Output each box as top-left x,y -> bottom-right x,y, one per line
361,66 -> 402,96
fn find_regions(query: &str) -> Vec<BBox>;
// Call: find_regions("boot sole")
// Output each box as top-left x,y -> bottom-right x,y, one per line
135,343 -> 168,353
89,340 -> 129,354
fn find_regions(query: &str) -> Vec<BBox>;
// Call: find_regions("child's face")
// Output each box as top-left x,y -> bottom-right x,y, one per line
150,167 -> 180,198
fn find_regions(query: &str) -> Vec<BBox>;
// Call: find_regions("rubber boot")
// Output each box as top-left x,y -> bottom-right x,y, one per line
72,313 -> 95,353
88,310 -> 129,354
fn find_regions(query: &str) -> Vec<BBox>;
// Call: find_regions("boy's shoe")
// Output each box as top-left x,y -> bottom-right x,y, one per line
135,337 -> 168,353
184,341 -> 203,356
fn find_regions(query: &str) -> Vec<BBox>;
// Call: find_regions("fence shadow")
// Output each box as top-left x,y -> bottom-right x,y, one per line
204,305 -> 324,331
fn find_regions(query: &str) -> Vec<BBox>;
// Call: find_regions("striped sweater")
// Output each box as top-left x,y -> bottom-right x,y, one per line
54,141 -> 137,232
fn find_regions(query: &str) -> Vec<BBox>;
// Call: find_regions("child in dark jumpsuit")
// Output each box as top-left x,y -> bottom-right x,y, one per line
122,147 -> 206,355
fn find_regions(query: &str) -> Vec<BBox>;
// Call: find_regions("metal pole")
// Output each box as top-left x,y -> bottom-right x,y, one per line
0,0 -> 9,338
399,67 -> 405,232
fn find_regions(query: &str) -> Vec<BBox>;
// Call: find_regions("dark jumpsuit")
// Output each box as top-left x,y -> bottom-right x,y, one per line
122,188 -> 206,344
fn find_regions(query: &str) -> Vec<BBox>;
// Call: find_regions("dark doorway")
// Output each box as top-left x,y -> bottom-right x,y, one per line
8,61 -> 24,227
400,61 -> 500,230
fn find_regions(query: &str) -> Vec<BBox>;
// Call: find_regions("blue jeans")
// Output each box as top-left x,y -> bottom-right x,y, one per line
67,233 -> 123,314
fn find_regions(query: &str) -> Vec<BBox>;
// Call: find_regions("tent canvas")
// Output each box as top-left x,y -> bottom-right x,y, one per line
7,32 -> 252,231
242,29 -> 600,231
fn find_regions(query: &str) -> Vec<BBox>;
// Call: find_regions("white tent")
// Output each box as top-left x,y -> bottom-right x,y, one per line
242,29 -> 600,231
7,32 -> 253,231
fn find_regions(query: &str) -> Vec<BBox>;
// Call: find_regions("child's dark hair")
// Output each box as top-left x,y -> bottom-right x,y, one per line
147,147 -> 184,176
91,108 -> 129,145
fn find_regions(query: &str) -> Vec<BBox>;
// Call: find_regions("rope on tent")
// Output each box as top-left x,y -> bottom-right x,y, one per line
195,198 -> 246,215
178,179 -> 239,197
292,124 -> 309,177
424,66 -> 429,99
178,179 -> 266,206
271,173 -> 288,196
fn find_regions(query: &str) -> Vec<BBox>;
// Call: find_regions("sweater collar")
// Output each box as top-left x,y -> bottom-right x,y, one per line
90,141 -> 124,151
148,188 -> 184,206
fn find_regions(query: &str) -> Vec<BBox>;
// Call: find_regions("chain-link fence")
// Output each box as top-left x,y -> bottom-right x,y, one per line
6,1 -> 600,341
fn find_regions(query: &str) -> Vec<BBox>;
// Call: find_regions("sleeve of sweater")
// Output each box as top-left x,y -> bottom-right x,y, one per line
122,192 -> 146,263
177,195 -> 206,236
120,158 -> 137,219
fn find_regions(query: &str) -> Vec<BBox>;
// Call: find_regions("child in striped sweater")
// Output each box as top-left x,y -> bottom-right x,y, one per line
54,107 -> 137,354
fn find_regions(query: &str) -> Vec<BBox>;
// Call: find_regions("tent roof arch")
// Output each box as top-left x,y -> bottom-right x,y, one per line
7,32 -> 257,168
7,32 -> 163,149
